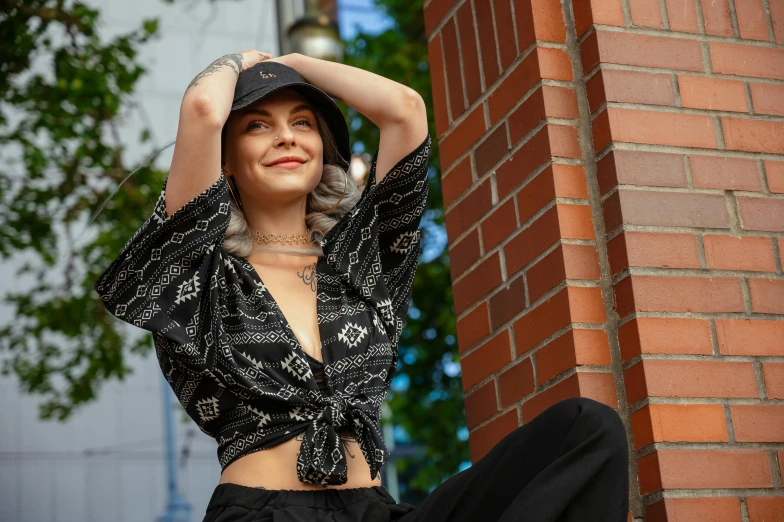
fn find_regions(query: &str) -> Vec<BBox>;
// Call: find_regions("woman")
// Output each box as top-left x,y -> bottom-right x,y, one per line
95,49 -> 630,521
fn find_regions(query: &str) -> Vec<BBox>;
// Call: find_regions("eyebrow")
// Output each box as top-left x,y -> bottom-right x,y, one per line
239,104 -> 315,118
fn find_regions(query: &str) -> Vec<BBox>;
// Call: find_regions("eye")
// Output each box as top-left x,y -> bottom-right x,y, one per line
246,119 -> 313,131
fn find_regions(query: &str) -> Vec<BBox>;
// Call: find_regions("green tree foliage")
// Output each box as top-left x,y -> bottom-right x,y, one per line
341,0 -> 469,493
0,0 -> 161,420
0,0 -> 467,493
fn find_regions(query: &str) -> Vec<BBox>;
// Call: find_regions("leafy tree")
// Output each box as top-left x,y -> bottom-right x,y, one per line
0,0 -> 161,419
0,0 -> 467,494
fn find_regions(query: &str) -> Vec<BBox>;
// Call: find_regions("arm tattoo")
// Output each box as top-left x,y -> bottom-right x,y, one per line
297,262 -> 318,292
187,53 -> 243,90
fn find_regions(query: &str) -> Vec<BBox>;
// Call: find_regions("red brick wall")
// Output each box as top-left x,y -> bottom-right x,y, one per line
424,0 -> 784,519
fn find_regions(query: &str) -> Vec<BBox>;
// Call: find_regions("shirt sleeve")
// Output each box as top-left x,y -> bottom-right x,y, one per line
322,134 -> 432,345
93,172 -> 232,356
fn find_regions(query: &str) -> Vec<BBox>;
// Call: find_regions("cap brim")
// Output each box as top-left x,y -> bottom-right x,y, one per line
230,82 -> 351,171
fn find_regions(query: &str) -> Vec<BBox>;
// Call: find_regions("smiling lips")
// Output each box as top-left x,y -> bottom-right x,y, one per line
266,156 -> 306,169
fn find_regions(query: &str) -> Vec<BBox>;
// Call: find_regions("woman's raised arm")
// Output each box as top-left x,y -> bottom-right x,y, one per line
271,53 -> 429,184
165,49 -> 271,217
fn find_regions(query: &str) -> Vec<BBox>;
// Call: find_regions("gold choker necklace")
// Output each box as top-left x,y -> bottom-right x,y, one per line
250,229 -> 313,245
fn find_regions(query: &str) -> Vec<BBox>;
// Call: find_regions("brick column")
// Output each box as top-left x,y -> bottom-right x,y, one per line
424,0 -> 784,520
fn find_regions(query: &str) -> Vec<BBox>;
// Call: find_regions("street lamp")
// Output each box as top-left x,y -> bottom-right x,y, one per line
287,14 -> 343,62
285,1 -> 343,62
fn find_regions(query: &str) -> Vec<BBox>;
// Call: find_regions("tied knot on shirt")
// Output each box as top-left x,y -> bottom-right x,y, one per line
296,391 -> 365,486
320,394 -> 350,430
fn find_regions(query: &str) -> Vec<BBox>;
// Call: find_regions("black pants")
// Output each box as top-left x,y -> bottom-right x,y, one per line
203,397 -> 630,521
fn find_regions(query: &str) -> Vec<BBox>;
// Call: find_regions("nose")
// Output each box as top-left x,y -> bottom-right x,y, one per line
275,126 -> 295,148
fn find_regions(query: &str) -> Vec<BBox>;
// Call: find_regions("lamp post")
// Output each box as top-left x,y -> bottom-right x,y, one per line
156,374 -> 192,522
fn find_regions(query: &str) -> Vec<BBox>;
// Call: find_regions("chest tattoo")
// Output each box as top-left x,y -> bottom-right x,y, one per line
297,262 -> 318,292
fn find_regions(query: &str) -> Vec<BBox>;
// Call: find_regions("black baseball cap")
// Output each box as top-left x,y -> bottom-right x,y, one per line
230,61 -> 351,171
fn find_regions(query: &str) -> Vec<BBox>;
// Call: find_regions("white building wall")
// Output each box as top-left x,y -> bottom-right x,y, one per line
0,1 -> 289,521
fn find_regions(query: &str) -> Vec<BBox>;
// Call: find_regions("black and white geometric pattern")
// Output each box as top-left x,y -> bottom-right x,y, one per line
94,134 -> 431,486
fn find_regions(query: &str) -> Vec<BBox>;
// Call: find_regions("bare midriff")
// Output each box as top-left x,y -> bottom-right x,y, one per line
218,432 -> 382,490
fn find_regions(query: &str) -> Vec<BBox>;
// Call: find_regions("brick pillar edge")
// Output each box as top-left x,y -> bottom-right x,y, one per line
423,0 -> 784,520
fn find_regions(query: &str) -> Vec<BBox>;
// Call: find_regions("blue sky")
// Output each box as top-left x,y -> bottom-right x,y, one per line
337,0 -> 394,39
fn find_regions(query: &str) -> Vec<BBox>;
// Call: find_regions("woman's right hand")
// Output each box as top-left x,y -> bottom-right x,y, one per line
186,49 -> 274,93
173,48 -> 276,227
238,49 -> 275,72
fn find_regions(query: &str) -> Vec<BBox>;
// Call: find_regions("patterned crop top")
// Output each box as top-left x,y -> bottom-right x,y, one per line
94,134 -> 431,486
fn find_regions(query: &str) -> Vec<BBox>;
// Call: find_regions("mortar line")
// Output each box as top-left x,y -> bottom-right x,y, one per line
693,0 -> 706,34
620,0 -> 632,26
727,0 -> 741,37
639,441 -> 784,452
772,235 -> 784,274
611,266 -> 784,284
770,450 -> 783,488
684,155 -> 695,188
587,62 -> 784,85
745,82 -> 755,115
713,116 -> 726,149
563,1 -> 643,519
438,33 -> 454,125
696,233 -> 707,269
724,404 -> 736,443
759,160 -> 771,195
753,360 -> 769,399
725,191 -> 742,236
740,498 -> 751,522
451,8 -> 470,112
469,0 -> 489,94
499,241 -> 508,281
425,0 -> 470,42
597,100 -> 784,122
507,0 -> 521,59
477,222 -> 485,257
508,314 -> 519,360
627,396 -> 784,407
637,488 -> 784,501
672,72 -> 683,107
760,0 -> 777,43
585,183 -> 774,200
709,318 -> 720,356
584,22 -> 784,46
740,277 -> 753,314
660,0 -> 670,31
488,0 -> 503,79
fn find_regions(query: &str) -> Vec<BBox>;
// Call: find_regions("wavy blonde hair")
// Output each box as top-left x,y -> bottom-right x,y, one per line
220,99 -> 361,258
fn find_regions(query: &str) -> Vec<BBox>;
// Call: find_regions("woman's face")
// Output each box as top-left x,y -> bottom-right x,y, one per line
223,88 -> 324,204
